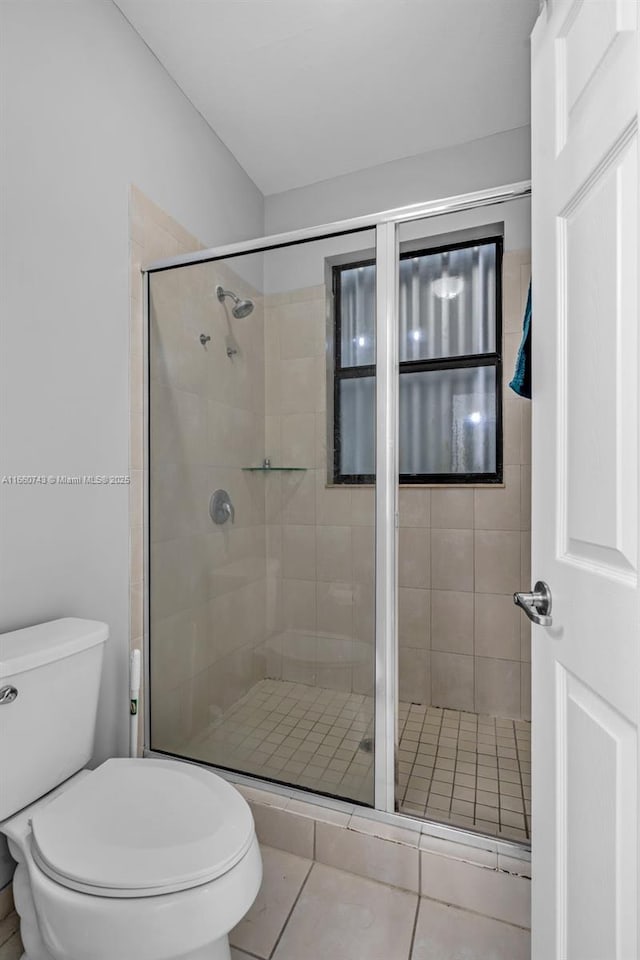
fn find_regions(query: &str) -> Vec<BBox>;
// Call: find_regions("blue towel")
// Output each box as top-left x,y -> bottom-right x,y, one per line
509,282 -> 532,399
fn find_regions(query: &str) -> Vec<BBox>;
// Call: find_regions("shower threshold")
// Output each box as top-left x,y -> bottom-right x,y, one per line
180,679 -> 530,843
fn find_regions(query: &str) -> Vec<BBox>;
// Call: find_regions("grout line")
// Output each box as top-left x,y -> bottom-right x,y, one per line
418,892 -> 531,932
407,893 -> 422,960
267,860 -> 314,960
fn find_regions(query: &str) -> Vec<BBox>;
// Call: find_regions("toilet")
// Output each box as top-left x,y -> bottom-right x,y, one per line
0,618 -> 262,960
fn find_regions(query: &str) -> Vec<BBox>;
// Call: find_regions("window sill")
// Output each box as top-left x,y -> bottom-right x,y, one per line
323,482 -> 506,490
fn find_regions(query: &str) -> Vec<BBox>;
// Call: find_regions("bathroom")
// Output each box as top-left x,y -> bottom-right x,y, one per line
1,2 -> 637,959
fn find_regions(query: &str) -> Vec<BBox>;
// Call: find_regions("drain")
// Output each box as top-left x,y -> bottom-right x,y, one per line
359,737 -> 373,754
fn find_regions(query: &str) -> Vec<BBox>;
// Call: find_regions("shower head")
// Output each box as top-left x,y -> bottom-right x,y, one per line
216,285 -> 254,319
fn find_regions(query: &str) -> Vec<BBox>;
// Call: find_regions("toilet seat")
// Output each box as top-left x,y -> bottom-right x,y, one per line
29,758 -> 255,898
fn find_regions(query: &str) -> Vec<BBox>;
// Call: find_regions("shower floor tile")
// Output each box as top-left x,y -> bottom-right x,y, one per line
187,679 -> 531,842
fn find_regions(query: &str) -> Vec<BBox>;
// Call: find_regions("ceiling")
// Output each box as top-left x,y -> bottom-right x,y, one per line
114,0 -> 540,196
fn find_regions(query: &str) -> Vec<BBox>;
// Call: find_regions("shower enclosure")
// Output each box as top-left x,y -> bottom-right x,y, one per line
145,182 -> 532,844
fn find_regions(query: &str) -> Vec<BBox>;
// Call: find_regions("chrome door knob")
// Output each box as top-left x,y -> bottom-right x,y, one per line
0,685 -> 18,704
514,581 -> 553,626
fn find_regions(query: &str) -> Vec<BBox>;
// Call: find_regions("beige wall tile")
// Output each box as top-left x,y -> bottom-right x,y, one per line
282,579 -> 316,632
431,488 -> 474,529
353,582 -> 374,645
315,471 -> 353,525
521,530 -> 531,589
130,524 -> 143,586
280,469 -> 316,525
282,525 -> 316,580
265,415 -> 282,463
399,647 -> 430,704
475,465 -> 521,531
475,593 -> 521,660
431,528 -> 473,592
475,530 -> 521,594
399,488 -> 430,527
316,525 -> 352,582
521,401 -> 531,465
431,590 -> 473,655
350,486 -> 375,525
281,631 -> 317,686
316,581 -> 353,639
420,851 -> 531,928
280,358 -> 317,413
315,822 -> 419,893
521,664 -> 531,721
279,302 -> 324,360
521,617 -> 531,662
280,413 -> 316,469
398,587 -> 430,649
431,651 -> 474,711
475,657 -> 521,718
398,527 -> 430,588
352,525 -> 375,584
503,392 -> 523,467
520,464 -> 531,531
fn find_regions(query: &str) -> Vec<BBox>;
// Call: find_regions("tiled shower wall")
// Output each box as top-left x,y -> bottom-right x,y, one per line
129,189 -> 269,752
263,251 -> 532,720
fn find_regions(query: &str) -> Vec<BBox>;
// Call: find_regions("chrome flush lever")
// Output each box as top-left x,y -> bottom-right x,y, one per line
514,581 -> 553,626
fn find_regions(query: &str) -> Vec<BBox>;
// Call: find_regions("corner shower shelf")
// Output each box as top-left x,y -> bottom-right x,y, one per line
242,465 -> 307,472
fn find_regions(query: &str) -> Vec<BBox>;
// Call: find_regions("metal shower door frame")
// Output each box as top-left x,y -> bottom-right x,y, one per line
142,180 -> 532,819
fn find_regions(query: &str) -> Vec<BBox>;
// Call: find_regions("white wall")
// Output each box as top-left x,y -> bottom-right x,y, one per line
0,0 -> 263,886
264,126 -> 531,233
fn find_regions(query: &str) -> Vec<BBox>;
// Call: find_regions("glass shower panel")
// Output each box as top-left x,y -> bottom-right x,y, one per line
394,214 -> 530,844
148,228 -> 378,807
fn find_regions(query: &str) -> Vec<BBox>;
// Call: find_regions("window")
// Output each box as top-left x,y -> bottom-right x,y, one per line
332,236 -> 503,484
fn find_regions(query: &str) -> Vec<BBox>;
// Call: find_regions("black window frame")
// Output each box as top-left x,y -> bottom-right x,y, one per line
332,235 -> 504,485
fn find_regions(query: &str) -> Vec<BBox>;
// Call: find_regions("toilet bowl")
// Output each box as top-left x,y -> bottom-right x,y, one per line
0,619 -> 262,960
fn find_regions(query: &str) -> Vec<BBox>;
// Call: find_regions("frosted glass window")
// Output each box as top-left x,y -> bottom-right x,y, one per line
332,235 -> 502,484
339,264 -> 376,368
338,377 -> 376,477
399,367 -> 497,477
399,244 -> 496,362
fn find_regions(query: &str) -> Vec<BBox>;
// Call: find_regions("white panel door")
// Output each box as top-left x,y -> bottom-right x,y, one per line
531,1 -> 639,958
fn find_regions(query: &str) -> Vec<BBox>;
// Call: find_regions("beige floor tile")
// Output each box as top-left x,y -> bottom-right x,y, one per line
272,863 -> 418,960
0,931 -> 23,960
231,950 -> 258,960
230,846 -> 311,959
411,898 -> 530,960
0,914 -> 19,950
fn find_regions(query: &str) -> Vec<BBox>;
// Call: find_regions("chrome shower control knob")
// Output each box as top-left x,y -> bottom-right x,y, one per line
209,489 -> 235,525
0,685 -> 18,704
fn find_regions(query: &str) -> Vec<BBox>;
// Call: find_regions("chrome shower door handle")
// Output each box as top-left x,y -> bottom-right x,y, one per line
514,580 -> 553,626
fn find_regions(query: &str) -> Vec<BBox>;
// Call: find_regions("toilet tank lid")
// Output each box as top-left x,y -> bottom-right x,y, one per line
0,618 -> 108,677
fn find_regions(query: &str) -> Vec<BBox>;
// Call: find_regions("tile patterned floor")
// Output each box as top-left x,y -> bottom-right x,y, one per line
230,845 -> 530,960
0,849 -> 530,960
187,679 -> 531,843
0,911 -> 21,960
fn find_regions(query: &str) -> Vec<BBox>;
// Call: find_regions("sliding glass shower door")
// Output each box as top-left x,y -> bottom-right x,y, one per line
145,181 -> 532,840
148,228 -> 378,806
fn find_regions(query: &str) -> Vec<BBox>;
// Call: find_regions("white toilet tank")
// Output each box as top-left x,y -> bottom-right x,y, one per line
0,618 -> 108,820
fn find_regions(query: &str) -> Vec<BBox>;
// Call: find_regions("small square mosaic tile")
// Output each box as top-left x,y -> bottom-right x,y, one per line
187,679 -> 530,842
